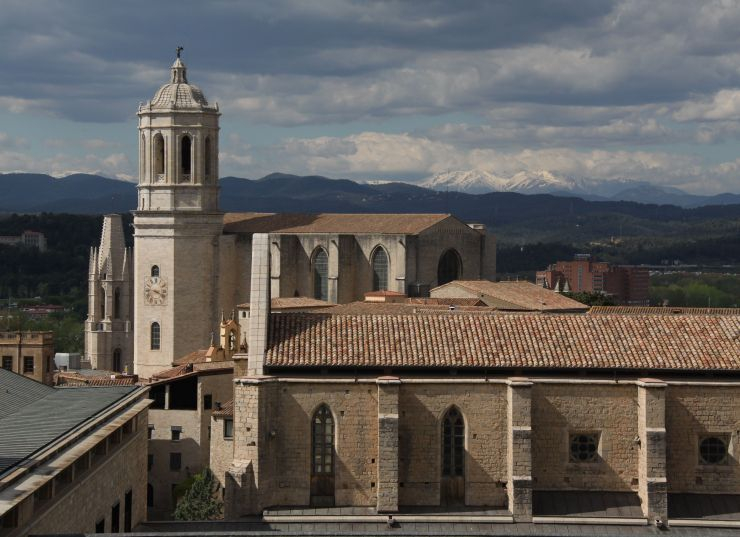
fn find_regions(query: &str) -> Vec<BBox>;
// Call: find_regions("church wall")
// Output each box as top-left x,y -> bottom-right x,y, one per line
270,382 -> 379,507
398,382 -> 508,507
218,234 -> 239,319
415,225 -> 486,288
351,234 -> 407,298
210,413 -> 234,495
665,385 -> 740,493
531,383 -> 639,492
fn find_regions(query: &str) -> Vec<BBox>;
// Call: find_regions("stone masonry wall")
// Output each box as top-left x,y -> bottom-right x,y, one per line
665,385 -> 740,493
398,382 -> 508,507
272,382 -> 378,507
531,383 -> 638,491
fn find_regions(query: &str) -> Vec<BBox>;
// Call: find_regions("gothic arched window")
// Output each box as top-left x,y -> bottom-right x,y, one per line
312,405 -> 334,476
114,288 -> 121,319
153,134 -> 165,177
181,135 -> 192,178
150,322 -> 161,350
442,407 -> 465,477
151,265 -> 160,278
312,248 -> 329,301
204,136 -> 212,179
371,246 -> 389,291
113,348 -> 122,372
437,249 -> 462,286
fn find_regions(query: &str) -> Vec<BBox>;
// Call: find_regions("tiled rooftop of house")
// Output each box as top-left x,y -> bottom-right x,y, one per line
54,371 -> 138,387
265,312 -> 740,371
590,306 -> 740,315
212,399 -> 234,417
433,280 -> 589,312
223,212 -> 458,235
238,297 -> 334,311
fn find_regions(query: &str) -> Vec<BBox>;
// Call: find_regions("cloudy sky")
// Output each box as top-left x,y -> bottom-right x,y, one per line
2,0 -> 740,193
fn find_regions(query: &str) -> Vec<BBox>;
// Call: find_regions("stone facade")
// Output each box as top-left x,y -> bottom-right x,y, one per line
85,214 -> 134,372
215,377 -> 740,522
147,370 -> 233,520
0,330 -> 54,384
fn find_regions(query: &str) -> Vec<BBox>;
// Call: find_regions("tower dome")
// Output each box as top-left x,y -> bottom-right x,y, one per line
144,53 -> 217,111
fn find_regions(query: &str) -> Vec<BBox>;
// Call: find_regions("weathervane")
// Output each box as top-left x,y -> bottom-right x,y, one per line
176,46 -> 183,59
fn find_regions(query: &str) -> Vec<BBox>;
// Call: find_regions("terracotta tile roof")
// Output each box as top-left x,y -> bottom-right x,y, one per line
54,372 -> 138,387
238,297 -> 333,311
173,349 -> 209,365
432,280 -> 589,312
590,306 -> 740,315
265,312 -> 740,371
364,290 -> 407,297
150,363 -> 193,380
406,297 -> 487,307
212,399 -> 234,417
223,212 -> 455,235
326,302 -> 497,315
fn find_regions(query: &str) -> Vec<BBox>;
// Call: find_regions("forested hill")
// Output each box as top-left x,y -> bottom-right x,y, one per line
1,172 -> 740,234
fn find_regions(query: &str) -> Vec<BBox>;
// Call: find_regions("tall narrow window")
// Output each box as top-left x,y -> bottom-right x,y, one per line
312,405 -> 334,476
113,348 -> 122,372
153,133 -> 165,177
150,322 -> 161,350
151,265 -> 160,278
181,135 -> 192,178
437,249 -> 462,286
114,288 -> 121,319
124,490 -> 132,532
147,484 -> 154,508
312,248 -> 329,301
371,247 -> 389,291
204,136 -> 212,179
442,407 -> 464,477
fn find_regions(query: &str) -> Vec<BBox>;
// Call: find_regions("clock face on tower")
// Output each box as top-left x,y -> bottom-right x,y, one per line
144,276 -> 168,305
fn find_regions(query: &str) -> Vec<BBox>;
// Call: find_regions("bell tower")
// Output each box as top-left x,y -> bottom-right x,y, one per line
133,49 -> 224,378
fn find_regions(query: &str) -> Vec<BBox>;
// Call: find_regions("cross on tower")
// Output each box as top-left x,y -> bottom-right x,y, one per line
176,46 -> 183,59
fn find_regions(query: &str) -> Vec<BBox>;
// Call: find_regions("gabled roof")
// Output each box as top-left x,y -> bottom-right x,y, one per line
264,312 -> 740,371
432,280 -> 589,312
238,297 -> 333,311
0,368 -> 139,475
223,212 -> 459,235
590,306 -> 740,315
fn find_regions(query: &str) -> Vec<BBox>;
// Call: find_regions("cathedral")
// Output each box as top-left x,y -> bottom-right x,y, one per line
79,52 -> 740,528
85,53 -> 496,379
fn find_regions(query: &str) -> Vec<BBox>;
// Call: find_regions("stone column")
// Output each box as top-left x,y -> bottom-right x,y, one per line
328,236 -> 339,304
225,376 -> 277,518
248,234 -> 270,376
637,378 -> 667,523
507,377 -> 533,522
376,376 -> 400,512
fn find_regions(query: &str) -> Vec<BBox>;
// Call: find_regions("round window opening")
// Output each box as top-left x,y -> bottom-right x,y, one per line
570,434 -> 598,462
699,436 -> 728,465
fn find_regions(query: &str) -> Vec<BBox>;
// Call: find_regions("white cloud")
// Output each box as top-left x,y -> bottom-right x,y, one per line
674,89 -> 740,121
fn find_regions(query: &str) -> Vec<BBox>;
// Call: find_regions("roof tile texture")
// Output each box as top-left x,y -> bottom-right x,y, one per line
223,212 -> 453,235
265,313 -> 740,371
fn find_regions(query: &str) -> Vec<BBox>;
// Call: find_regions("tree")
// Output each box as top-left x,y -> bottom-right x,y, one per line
563,291 -> 617,307
173,468 -> 223,521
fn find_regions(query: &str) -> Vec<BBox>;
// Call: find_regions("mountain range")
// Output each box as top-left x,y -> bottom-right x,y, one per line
421,170 -> 740,208
1,172 -> 740,250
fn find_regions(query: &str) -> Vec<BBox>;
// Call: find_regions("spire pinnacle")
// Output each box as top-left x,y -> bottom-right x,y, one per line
171,47 -> 188,84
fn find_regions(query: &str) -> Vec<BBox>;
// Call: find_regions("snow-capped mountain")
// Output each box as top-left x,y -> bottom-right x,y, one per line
422,169 -> 691,201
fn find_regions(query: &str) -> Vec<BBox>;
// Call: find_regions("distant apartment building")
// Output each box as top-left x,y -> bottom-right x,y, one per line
0,230 -> 47,252
536,254 -> 649,306
0,331 -> 55,385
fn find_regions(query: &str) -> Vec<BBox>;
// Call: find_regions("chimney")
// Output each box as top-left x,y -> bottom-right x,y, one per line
247,233 -> 271,375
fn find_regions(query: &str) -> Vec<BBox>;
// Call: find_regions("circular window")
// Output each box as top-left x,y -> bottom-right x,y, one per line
699,437 -> 728,465
570,433 -> 599,462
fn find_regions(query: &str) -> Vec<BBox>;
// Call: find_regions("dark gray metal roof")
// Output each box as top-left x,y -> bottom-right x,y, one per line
0,368 -> 138,475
